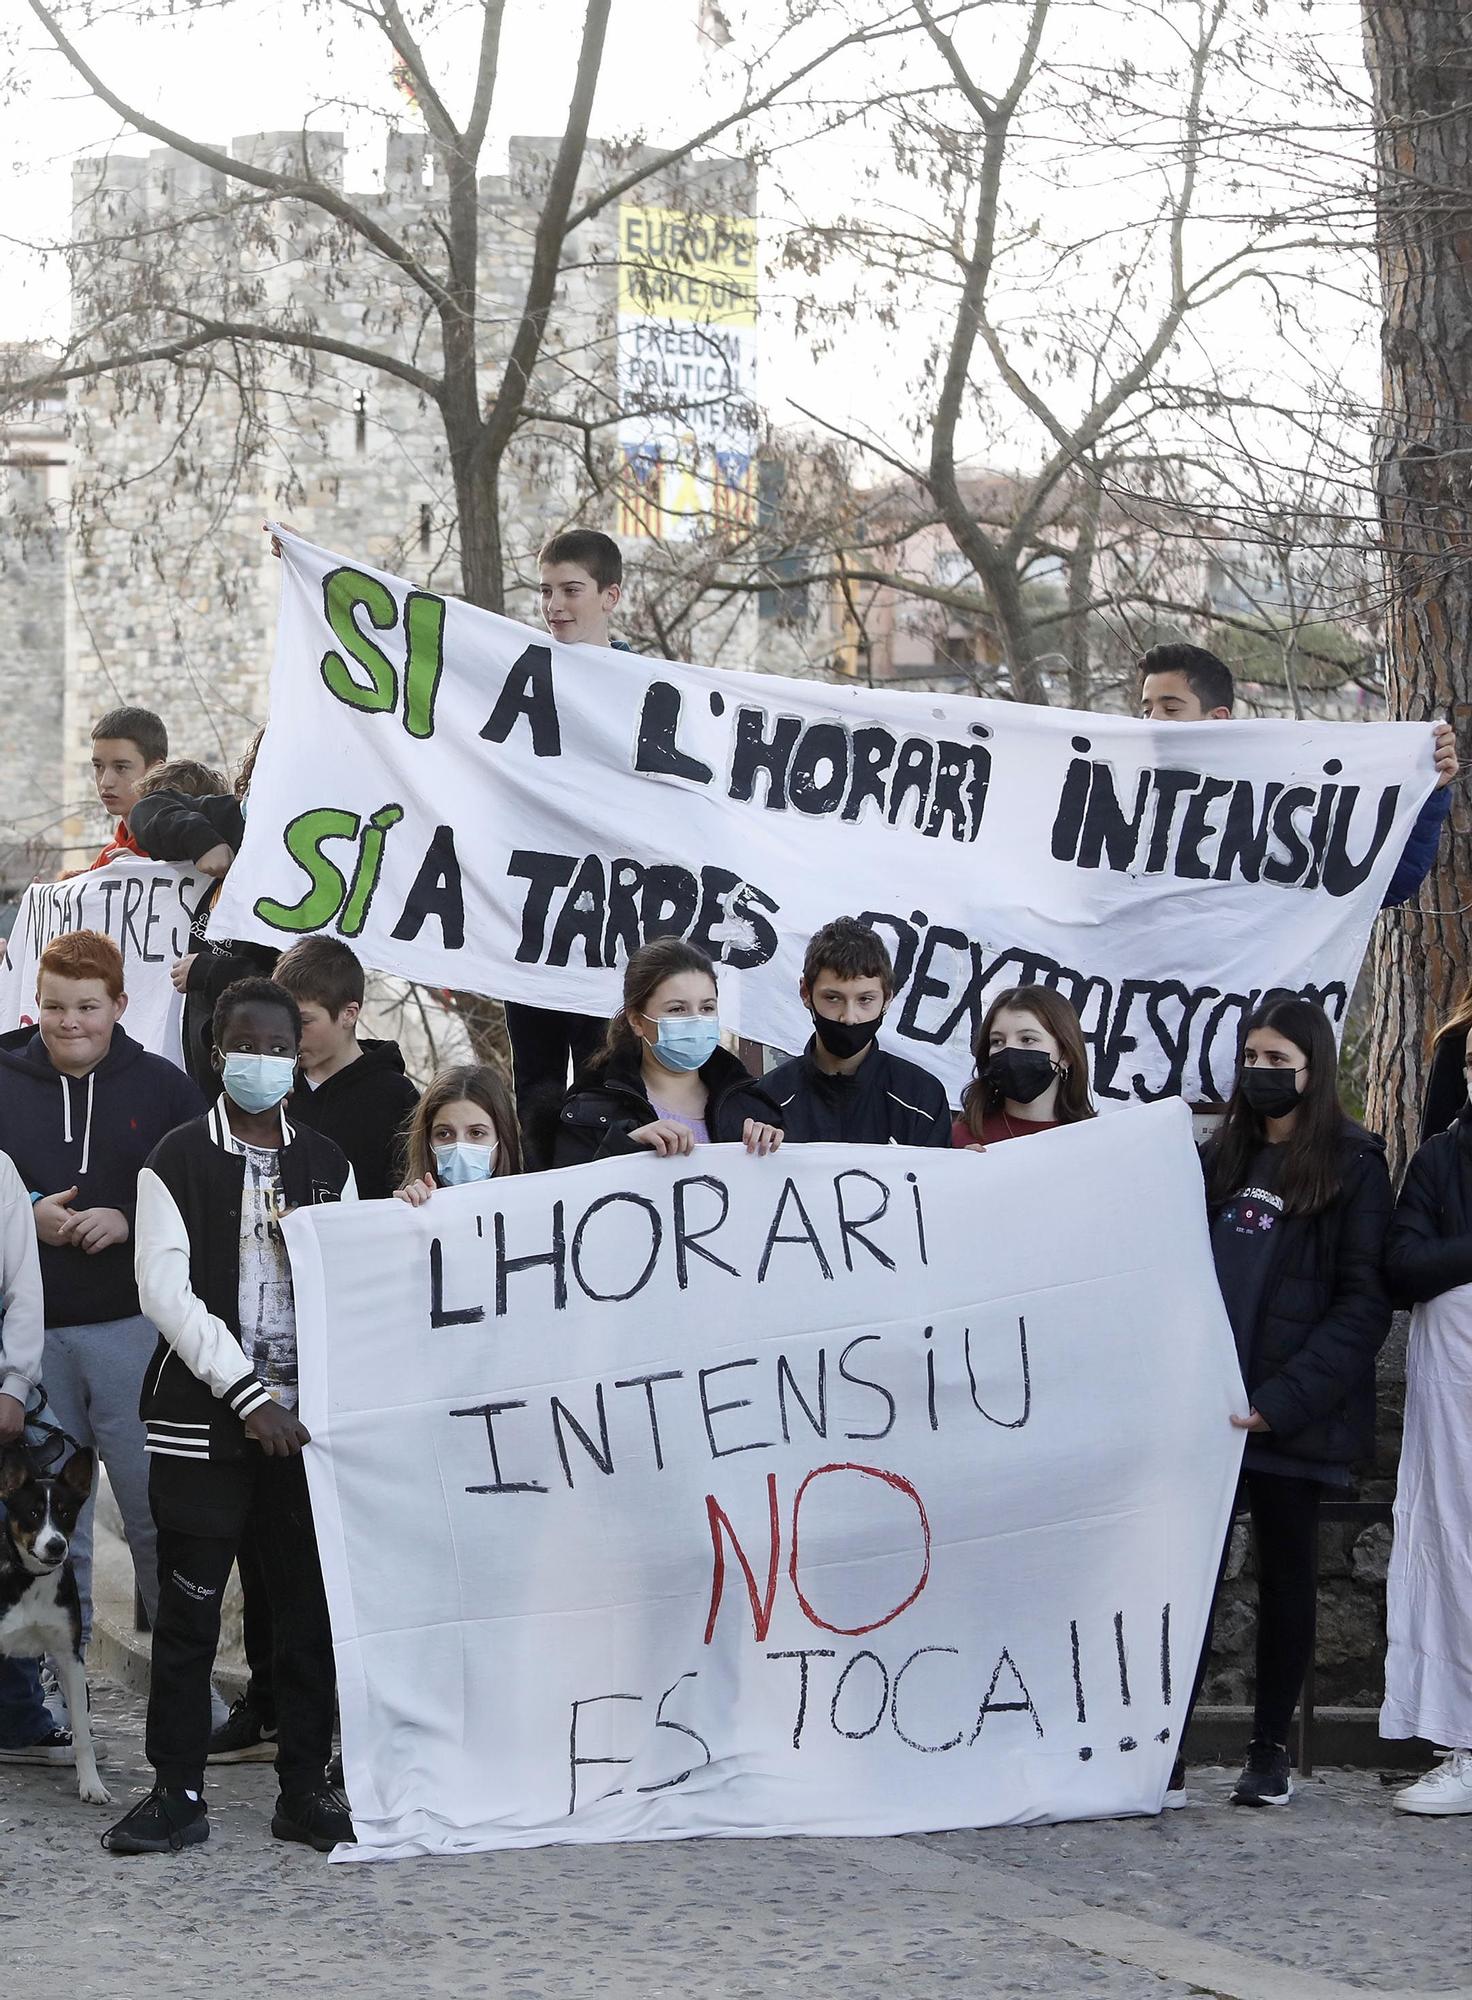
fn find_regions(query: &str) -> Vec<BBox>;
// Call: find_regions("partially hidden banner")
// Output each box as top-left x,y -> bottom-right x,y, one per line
214,532 -> 1437,1105
0,860 -> 208,1066
286,1100 -> 1245,1859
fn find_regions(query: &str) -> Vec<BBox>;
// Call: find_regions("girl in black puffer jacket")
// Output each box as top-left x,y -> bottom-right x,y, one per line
550,938 -> 783,1169
1182,994 -> 1393,1810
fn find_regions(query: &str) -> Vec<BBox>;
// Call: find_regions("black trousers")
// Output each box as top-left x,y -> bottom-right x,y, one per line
239,1517 -> 275,1724
504,1002 -> 605,1165
1186,1466 -> 1325,1750
147,1451 -> 334,1795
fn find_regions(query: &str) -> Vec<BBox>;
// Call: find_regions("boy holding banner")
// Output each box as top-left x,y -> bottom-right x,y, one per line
1138,644 -> 1457,909
504,529 -> 631,1157
763,917 -> 952,1147
104,976 -> 355,1857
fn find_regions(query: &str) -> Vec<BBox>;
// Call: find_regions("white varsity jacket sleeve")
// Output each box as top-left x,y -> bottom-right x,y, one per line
0,1149 -> 44,1404
134,1165 -> 272,1419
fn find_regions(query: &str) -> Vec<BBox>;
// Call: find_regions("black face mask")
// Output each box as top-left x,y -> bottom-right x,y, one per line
811,1010 -> 883,1061
1239,1066 -> 1302,1119
984,1047 -> 1058,1105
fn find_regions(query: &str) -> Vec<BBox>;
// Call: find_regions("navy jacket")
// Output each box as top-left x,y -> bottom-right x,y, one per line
1382,787 -> 1452,909
0,1025 -> 204,1327
1204,1121 -> 1393,1467
763,1042 -> 952,1147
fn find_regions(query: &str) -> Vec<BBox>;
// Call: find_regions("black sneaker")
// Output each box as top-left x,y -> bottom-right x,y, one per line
208,1697 -> 278,1765
1161,1752 -> 1189,1809
272,1785 -> 356,1853
102,1786 -> 210,1854
1230,1738 -> 1293,1807
326,1750 -> 344,1789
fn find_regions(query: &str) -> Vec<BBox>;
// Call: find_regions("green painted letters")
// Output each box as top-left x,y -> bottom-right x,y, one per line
253,807 -> 359,932
402,593 -> 446,741
320,567 -> 398,715
340,804 -> 405,936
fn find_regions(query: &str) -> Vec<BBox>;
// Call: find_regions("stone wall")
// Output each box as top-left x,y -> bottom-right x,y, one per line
0,390 -> 68,897
48,132 -> 782,868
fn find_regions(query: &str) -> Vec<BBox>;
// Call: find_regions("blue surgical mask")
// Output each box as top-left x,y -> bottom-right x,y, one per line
643,1012 -> 720,1073
434,1141 -> 497,1187
221,1052 -> 297,1114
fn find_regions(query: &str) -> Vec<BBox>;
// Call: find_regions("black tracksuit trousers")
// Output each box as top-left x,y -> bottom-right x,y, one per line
147,1451 -> 334,1794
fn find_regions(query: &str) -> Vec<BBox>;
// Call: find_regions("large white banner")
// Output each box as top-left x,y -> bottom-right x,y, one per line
214,533 -> 1437,1104
0,860 -> 208,1066
287,1100 -> 1245,1859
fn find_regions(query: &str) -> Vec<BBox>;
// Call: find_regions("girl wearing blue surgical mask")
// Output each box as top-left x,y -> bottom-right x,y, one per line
552,939 -> 783,1168
395,1064 -> 521,1206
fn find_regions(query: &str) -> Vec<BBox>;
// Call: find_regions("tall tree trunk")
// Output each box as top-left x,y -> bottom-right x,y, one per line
1362,0 -> 1472,1181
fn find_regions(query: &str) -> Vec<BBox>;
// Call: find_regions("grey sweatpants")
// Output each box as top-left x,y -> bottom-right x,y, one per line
40,1315 -> 160,1648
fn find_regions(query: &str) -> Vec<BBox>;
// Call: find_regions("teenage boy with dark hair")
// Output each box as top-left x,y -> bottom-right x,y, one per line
503,529 -> 629,1157
103,977 -> 356,1856
206,938 -> 418,1766
1138,643 -> 1458,908
763,917 -> 952,1146
274,939 -> 419,1201
83,707 -> 169,872
0,930 -> 203,1660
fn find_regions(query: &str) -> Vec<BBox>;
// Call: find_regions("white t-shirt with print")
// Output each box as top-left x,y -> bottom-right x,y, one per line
232,1137 -> 298,1411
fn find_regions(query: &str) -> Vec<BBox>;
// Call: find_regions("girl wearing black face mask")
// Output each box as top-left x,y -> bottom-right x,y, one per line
1180,995 -> 1393,1811
954,985 -> 1095,1147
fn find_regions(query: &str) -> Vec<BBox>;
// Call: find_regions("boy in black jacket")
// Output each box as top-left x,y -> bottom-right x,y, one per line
205,937 -> 418,1769
0,930 -> 204,1655
763,918 -> 952,1147
103,978 -> 355,1857
127,732 -> 275,1091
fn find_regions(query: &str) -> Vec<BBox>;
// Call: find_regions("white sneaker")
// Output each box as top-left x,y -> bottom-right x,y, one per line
1394,1748 -> 1472,1816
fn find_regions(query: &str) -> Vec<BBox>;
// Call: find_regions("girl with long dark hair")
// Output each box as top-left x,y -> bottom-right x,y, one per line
953,984 -> 1095,1146
1179,994 -> 1392,1809
551,939 -> 782,1166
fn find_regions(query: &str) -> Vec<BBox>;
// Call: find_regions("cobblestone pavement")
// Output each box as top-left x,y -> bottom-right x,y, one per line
1,1676 -> 1467,2000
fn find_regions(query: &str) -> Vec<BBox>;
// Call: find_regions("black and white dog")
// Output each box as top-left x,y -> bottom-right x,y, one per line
0,1446 -> 111,1804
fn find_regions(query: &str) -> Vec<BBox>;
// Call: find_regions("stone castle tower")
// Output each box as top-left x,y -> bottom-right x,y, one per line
1,130 -> 768,883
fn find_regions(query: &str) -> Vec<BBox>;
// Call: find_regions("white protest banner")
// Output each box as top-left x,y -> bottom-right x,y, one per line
0,860 -> 209,1066
286,1098 -> 1245,1859
214,532 -> 1437,1104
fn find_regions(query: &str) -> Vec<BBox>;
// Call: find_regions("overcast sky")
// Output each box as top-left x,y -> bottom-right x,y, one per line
0,0 -> 1381,480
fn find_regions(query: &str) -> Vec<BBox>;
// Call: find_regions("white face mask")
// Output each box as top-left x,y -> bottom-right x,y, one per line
433,1140 -> 497,1187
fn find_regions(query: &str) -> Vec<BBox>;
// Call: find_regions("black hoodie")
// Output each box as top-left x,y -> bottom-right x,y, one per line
0,1024 -> 205,1327
287,1038 -> 419,1200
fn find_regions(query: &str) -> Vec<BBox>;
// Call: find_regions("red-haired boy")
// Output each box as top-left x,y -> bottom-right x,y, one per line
0,931 -> 203,1674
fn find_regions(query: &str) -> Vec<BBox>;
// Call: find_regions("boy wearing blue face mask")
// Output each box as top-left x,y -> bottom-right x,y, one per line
552,939 -> 784,1167
105,977 -> 355,1858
